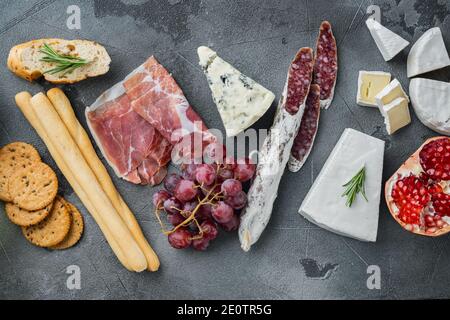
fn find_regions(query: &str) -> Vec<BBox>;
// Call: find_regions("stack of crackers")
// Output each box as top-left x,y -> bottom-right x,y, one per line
0,142 -> 83,249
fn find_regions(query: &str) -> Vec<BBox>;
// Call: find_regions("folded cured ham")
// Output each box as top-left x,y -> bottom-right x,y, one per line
86,56 -> 211,185
239,47 -> 314,251
125,57 -> 209,143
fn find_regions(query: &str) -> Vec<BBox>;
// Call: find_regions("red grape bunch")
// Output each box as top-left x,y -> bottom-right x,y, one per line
152,151 -> 256,251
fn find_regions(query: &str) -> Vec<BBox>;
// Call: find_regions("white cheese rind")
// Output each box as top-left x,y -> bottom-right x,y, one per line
382,97 -> 411,135
407,27 -> 450,78
320,88 -> 335,110
198,46 -> 216,68
409,78 -> 450,135
357,71 -> 391,107
239,65 -> 307,251
287,133 -> 317,173
375,78 -> 409,109
197,46 -> 275,137
366,19 -> 410,61
239,105 -> 304,251
299,128 -> 385,242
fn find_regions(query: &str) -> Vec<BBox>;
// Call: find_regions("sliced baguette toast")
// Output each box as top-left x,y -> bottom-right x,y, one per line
7,39 -> 111,84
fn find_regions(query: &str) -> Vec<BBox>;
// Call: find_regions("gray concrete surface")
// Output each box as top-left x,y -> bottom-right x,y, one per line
0,0 -> 449,300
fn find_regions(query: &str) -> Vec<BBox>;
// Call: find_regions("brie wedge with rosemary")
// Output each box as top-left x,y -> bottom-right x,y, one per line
299,128 -> 385,242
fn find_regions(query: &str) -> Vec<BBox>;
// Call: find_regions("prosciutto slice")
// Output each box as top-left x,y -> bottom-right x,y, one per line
87,93 -> 171,185
239,47 -> 315,251
86,56 -> 210,185
127,58 -> 210,145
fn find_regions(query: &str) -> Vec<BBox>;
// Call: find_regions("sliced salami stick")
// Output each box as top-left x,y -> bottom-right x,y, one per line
239,47 -> 314,252
288,84 -> 321,172
313,21 -> 338,109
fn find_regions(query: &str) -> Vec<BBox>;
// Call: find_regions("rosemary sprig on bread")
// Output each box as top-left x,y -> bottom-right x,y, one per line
7,39 -> 111,84
39,43 -> 89,75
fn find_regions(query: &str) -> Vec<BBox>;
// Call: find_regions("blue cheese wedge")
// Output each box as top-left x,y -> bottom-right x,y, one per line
299,128 -> 385,242
197,46 -> 275,137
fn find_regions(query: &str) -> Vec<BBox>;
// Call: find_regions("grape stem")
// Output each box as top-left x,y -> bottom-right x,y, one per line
154,183 -> 222,238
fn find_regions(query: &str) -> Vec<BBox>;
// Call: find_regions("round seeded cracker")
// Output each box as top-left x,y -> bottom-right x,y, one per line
22,196 -> 71,247
8,162 -> 58,211
50,200 -> 84,250
0,142 -> 41,162
0,151 -> 40,202
5,201 -> 53,226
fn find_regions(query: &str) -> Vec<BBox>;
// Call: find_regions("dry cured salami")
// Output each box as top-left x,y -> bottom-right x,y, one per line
288,84 -> 321,172
239,47 -> 314,251
313,21 -> 338,109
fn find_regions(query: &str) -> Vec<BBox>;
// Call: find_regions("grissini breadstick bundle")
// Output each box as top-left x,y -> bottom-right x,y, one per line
46,88 -> 159,271
15,90 -> 159,272
15,92 -> 132,269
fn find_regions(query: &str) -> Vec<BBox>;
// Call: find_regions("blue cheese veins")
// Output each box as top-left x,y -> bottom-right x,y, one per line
198,46 -> 275,137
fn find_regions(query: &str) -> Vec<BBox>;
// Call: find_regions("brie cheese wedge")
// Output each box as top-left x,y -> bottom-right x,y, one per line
366,19 -> 409,61
381,97 -> 411,134
197,46 -> 275,137
410,78 -> 450,135
299,128 -> 385,242
357,71 -> 391,107
407,27 -> 450,78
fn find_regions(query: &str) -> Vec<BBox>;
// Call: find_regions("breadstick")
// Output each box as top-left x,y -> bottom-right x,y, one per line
30,92 -> 147,272
15,92 -> 132,270
47,88 -> 160,271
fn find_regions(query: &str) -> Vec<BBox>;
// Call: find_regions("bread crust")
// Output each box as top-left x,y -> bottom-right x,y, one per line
7,38 -> 111,84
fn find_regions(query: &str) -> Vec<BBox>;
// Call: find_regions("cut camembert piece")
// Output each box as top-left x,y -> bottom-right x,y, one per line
239,47 -> 314,251
365,19 -> 409,61
299,128 -> 385,242
198,46 -> 275,137
375,79 -> 409,106
375,79 -> 411,135
357,71 -> 391,107
380,97 -> 411,135
409,78 -> 450,135
407,27 -> 450,78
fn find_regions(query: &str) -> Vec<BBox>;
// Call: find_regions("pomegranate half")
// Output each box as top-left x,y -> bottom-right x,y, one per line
385,136 -> 450,236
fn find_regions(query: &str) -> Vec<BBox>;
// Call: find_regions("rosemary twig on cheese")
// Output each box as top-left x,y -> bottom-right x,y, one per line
342,166 -> 368,207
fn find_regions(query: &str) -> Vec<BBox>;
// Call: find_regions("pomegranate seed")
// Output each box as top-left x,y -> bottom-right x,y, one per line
426,227 -> 437,234
432,192 -> 450,217
436,220 -> 445,229
419,138 -> 450,181
392,175 -> 431,226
